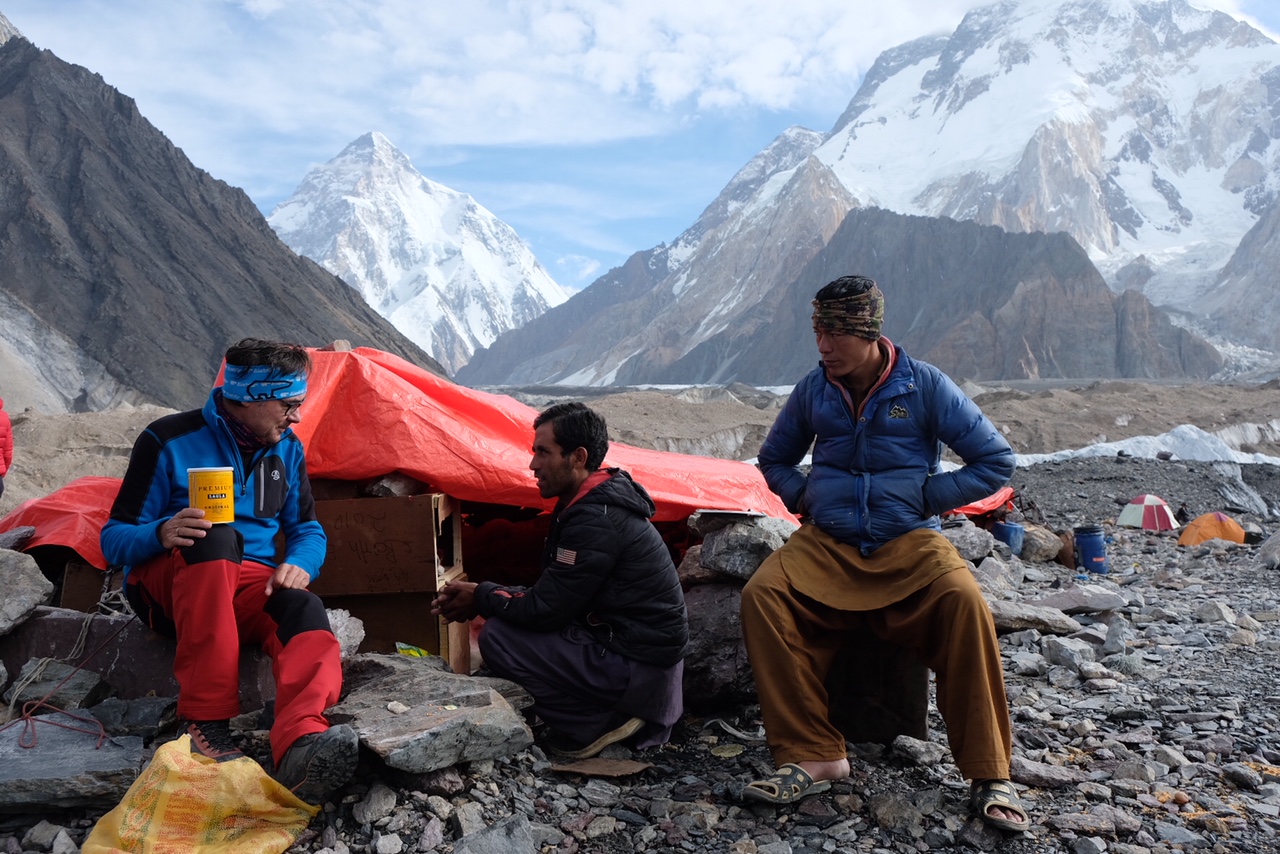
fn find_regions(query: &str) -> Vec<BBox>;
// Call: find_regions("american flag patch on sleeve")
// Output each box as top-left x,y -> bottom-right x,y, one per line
555,547 -> 578,565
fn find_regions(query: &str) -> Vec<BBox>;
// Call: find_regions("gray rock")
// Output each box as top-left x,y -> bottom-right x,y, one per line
1152,820 -> 1208,847
1257,529 -> 1280,569
353,781 -> 398,824
1111,760 -> 1158,783
50,829 -> 78,854
1193,599 -> 1236,624
987,599 -> 1083,635
453,814 -> 535,854
1149,745 -> 1190,768
417,816 -> 444,850
328,654 -> 532,774
892,734 -> 948,766
1009,651 -> 1048,676
973,554 -> 1023,595
682,583 -> 754,710
3,659 -> 111,712
1042,636 -> 1097,671
1026,583 -> 1127,615
868,791 -> 924,837
0,550 -> 54,636
699,517 -> 797,581
372,833 -> 402,854
676,544 -> 719,587
1011,755 -> 1087,787
579,778 -> 622,807
1046,813 -> 1115,834
1223,762 -> 1263,790
84,696 -> 178,738
451,801 -> 488,837
0,712 -> 143,810
1089,804 -> 1142,834
941,522 -> 995,563
20,821 -> 63,851
1072,837 -> 1108,854
0,526 -> 35,552
325,608 -> 366,660
1020,524 -> 1065,563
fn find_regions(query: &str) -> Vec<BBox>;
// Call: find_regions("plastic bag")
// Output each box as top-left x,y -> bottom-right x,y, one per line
82,735 -> 317,853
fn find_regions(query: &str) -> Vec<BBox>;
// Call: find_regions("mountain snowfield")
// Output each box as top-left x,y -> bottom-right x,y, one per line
813,0 -> 1280,308
269,133 -> 569,375
459,0 -> 1280,388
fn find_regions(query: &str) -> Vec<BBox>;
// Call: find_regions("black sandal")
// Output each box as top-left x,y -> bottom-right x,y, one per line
743,763 -> 833,805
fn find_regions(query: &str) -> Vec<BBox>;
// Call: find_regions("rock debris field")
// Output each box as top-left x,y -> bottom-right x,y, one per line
4,382 -> 1280,853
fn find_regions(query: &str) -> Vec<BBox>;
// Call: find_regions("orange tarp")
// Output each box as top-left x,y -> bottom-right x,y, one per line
1,347 -> 792,568
1176,511 -> 1246,547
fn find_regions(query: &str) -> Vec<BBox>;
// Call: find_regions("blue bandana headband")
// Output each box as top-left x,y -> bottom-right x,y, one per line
221,364 -> 308,402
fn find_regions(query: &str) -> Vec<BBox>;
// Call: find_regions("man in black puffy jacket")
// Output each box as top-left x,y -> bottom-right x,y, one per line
433,402 -> 689,758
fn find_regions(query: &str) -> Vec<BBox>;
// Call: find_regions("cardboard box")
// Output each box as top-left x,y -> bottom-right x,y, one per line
312,494 -> 467,670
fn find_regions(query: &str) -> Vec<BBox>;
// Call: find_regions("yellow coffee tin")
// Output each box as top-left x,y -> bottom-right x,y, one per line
188,467 -> 235,524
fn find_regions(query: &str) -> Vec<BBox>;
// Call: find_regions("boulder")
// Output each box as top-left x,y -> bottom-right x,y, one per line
3,659 -> 111,716
1020,524 -> 1065,562
986,599 -> 1082,635
676,544 -> 719,588
0,550 -> 54,636
682,584 -> 753,710
1026,583 -> 1126,615
940,522 -> 995,563
329,654 -> 533,774
0,711 -> 144,811
699,517 -> 797,582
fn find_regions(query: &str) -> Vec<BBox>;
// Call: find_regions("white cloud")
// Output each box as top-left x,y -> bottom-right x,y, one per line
555,254 -> 604,287
4,0 -> 1277,283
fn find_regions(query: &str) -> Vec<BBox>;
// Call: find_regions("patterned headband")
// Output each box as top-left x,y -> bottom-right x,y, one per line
812,285 -> 885,340
221,364 -> 308,402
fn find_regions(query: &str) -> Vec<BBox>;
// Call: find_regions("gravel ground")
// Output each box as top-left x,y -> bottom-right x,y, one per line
7,387 -> 1280,853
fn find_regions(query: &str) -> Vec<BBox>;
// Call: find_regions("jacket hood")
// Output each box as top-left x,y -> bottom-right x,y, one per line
575,468 -> 658,519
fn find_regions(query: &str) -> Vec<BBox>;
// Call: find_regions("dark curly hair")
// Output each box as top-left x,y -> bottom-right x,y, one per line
533,402 -> 609,471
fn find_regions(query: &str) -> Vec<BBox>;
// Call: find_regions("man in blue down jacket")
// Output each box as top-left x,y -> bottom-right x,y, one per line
433,402 -> 688,759
740,276 -> 1028,833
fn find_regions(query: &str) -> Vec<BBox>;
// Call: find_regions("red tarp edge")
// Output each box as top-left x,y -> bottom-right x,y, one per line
2,348 -> 793,568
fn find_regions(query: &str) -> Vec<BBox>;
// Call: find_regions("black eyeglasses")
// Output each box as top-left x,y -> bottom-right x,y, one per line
279,398 -> 305,416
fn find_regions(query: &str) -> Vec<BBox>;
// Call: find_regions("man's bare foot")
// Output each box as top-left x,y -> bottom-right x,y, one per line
796,757 -> 850,783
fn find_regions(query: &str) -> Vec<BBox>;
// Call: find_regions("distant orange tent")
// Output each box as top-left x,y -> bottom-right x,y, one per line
1177,511 -> 1246,546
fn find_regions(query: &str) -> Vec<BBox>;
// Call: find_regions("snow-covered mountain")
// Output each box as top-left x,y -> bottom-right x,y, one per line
269,133 -> 570,375
461,0 -> 1277,388
817,0 -> 1280,308
0,12 -> 19,45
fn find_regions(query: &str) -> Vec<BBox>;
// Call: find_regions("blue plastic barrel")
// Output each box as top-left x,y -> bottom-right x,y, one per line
1074,525 -> 1109,574
992,521 -> 1025,556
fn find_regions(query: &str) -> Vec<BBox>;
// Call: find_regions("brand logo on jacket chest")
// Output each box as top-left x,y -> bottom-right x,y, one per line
888,404 -> 910,419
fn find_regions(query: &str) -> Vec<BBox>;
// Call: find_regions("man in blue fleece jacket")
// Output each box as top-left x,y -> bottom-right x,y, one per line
101,338 -> 355,805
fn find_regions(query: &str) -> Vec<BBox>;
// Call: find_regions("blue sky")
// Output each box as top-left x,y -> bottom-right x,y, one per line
4,0 -> 1278,289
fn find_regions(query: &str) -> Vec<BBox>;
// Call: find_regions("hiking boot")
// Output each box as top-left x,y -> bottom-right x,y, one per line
182,719 -> 244,762
273,724 -> 359,805
545,715 -> 644,760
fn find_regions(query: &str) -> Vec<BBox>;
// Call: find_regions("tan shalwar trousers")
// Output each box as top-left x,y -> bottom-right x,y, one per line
741,525 -> 1012,782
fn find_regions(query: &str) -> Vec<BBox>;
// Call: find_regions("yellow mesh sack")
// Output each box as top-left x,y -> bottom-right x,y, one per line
82,735 -> 318,854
